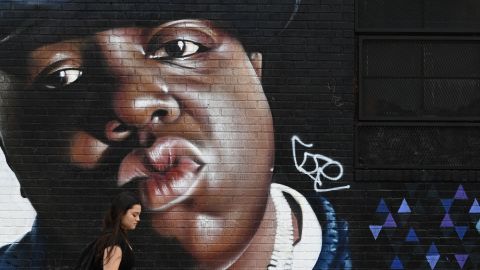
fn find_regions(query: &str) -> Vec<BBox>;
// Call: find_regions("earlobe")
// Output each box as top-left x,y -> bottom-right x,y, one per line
248,52 -> 262,78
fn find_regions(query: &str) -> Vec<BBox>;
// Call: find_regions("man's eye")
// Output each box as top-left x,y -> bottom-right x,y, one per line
148,40 -> 207,60
40,69 -> 83,89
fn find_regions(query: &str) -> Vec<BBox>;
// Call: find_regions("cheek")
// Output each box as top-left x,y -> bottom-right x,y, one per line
70,131 -> 109,169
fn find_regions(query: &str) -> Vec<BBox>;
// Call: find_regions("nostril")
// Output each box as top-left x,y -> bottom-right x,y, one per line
151,109 -> 168,123
112,123 -> 129,133
105,120 -> 132,142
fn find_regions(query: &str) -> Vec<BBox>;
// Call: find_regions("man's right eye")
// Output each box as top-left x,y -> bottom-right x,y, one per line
147,39 -> 208,60
38,69 -> 83,89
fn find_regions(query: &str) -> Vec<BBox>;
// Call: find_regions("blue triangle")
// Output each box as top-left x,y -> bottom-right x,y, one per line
391,256 -> 404,269
398,198 -> 411,213
406,227 -> 419,242
455,226 -> 468,240
469,198 -> 480,214
454,184 -> 468,200
440,214 -> 454,228
369,225 -> 382,240
384,213 -> 397,228
376,198 -> 390,213
441,199 -> 453,213
427,243 -> 439,256
426,255 -> 440,269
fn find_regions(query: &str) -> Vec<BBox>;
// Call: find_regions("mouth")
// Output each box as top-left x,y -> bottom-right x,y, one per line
118,137 -> 205,211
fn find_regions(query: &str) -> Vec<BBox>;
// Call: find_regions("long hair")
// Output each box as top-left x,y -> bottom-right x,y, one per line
93,192 -> 141,265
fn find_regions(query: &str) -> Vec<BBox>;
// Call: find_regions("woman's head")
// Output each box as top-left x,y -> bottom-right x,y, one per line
104,192 -> 141,232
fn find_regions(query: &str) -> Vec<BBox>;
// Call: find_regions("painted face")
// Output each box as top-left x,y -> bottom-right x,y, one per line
0,19 -> 274,268
121,204 -> 141,231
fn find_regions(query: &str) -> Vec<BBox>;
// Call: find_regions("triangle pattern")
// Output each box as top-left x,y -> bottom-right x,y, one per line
384,213 -> 397,228
405,227 -> 419,242
398,198 -> 411,213
454,184 -> 468,200
469,199 -> 480,214
455,254 -> 469,269
390,256 -> 404,269
455,226 -> 468,240
376,198 -> 390,213
441,199 -> 453,213
369,225 -> 382,240
440,214 -> 454,228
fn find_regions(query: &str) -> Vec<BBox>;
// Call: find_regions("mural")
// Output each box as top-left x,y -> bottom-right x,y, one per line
0,0 -> 352,269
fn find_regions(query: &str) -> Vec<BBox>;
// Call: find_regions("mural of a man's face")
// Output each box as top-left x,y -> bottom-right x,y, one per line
0,19 -> 274,268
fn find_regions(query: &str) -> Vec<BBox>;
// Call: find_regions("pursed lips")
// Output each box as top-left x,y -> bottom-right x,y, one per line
117,137 -> 205,211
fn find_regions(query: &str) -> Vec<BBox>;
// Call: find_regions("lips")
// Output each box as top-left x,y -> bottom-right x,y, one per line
118,137 -> 204,211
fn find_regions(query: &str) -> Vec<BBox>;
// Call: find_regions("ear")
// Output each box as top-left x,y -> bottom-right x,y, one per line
248,52 -> 262,78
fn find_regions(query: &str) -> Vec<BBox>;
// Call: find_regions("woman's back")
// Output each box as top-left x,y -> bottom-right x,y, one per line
92,232 -> 135,270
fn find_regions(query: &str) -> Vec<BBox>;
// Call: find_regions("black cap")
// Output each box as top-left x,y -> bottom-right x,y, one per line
0,0 -> 301,47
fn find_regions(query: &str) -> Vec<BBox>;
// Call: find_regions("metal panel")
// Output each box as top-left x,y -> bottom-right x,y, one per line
356,0 -> 480,33
356,123 -> 480,170
359,37 -> 480,121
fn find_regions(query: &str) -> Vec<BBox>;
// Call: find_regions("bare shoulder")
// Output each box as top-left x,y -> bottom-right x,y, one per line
103,245 -> 123,270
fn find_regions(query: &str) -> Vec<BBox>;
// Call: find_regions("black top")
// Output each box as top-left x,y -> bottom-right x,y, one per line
93,233 -> 135,270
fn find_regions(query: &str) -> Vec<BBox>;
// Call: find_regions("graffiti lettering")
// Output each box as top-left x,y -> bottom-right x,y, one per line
291,135 -> 350,192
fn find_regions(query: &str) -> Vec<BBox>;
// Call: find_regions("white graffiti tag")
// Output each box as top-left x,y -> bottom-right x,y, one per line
291,135 -> 350,192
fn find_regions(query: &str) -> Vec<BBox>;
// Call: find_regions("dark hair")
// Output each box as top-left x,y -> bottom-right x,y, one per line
93,191 -> 141,265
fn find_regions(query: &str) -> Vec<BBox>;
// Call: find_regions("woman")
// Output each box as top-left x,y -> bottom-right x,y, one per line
92,192 -> 141,270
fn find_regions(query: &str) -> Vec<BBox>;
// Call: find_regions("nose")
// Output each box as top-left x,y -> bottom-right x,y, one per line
100,37 -> 181,145
105,79 -> 181,146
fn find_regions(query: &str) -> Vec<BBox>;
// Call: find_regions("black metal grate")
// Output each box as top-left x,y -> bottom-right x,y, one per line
360,38 -> 480,120
356,125 -> 480,170
357,0 -> 480,32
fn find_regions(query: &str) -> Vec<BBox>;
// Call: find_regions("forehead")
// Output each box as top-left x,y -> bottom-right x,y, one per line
129,204 -> 142,212
31,19 -> 218,45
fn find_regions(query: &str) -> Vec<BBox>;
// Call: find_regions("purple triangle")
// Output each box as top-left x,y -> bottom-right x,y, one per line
440,214 -> 454,228
441,199 -> 453,213
454,184 -> 468,200
384,213 -> 397,228
369,225 -> 382,240
376,198 -> 390,213
398,198 -> 411,213
426,255 -> 440,269
469,198 -> 480,214
455,226 -> 468,240
455,254 -> 468,269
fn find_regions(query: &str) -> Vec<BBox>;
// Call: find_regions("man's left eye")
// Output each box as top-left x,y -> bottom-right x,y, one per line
148,40 -> 207,59
39,69 -> 83,89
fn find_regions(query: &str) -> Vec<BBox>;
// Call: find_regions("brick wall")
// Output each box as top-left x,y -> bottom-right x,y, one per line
0,0 -> 400,269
